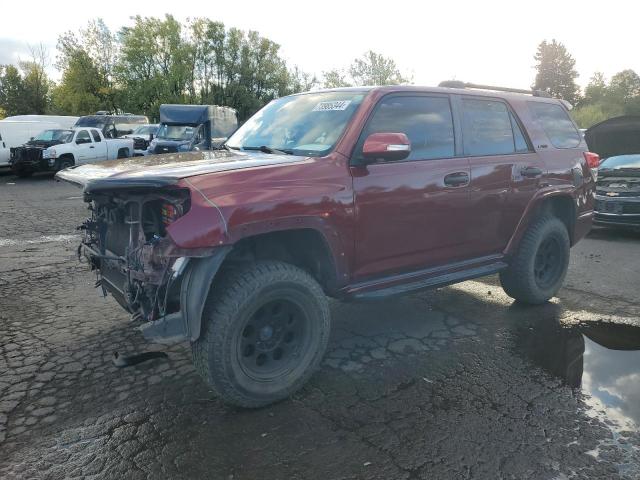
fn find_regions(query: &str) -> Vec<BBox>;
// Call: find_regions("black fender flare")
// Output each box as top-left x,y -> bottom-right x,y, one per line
180,246 -> 232,341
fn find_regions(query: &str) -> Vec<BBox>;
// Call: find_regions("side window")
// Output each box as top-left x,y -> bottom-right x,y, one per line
76,130 -> 91,144
528,102 -> 581,148
358,96 -> 455,161
462,99 -> 516,156
91,129 -> 101,142
510,113 -> 530,153
104,123 -> 117,139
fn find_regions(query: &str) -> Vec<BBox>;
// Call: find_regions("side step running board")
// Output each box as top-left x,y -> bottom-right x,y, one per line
352,261 -> 508,300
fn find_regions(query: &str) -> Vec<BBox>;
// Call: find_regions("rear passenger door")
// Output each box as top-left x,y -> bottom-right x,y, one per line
456,96 -> 543,257
352,94 -> 472,279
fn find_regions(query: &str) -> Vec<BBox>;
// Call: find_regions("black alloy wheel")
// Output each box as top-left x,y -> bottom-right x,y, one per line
238,299 -> 310,381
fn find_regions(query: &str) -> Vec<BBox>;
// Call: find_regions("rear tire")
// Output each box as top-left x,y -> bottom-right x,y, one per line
117,148 -> 129,159
192,261 -> 331,408
500,215 -> 570,304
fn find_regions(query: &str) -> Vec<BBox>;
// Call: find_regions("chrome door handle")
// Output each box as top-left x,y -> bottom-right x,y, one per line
521,166 -> 543,178
444,172 -> 470,187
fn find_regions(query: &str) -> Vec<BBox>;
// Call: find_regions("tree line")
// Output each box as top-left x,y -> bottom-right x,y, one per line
0,19 -> 637,128
532,39 -> 640,128
0,16 -> 408,122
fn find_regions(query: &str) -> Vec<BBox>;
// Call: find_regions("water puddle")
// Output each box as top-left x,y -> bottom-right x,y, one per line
515,318 -> 640,476
516,318 -> 640,429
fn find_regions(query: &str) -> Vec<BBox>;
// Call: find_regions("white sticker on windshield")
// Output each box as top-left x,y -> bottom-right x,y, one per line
313,100 -> 352,112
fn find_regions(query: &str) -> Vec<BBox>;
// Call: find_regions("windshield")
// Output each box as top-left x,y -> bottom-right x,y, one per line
33,129 -> 73,142
157,124 -> 196,141
226,91 -> 366,156
600,155 -> 640,170
133,125 -> 158,135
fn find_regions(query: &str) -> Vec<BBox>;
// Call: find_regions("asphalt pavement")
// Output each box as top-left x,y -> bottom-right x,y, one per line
1,171 -> 639,479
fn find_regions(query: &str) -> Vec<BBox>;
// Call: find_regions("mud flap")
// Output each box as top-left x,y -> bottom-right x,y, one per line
180,246 -> 232,342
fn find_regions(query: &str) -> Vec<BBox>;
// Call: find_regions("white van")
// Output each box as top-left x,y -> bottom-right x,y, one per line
0,121 -> 61,167
1,115 -> 79,129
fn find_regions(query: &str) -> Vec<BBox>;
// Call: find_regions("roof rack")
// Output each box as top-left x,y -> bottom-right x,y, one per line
438,80 -> 552,98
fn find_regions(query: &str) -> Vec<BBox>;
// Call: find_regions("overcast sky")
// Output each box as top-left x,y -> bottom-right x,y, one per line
2,0 -> 638,90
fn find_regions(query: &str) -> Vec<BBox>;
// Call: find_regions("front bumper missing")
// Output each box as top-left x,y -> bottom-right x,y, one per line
81,242 -> 231,344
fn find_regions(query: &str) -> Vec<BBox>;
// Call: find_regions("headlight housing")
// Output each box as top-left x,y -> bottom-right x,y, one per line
43,148 -> 56,159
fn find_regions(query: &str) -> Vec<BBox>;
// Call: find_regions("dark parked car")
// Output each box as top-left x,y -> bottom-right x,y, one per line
594,155 -> 640,227
585,116 -> 640,228
57,83 -> 597,408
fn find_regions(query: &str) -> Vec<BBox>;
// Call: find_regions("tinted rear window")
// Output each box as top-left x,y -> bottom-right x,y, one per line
528,102 -> 581,148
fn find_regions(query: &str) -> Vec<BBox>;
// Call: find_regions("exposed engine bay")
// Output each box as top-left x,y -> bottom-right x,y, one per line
79,188 -> 194,323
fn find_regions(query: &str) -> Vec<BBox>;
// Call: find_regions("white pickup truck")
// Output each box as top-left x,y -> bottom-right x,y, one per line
9,127 -> 134,177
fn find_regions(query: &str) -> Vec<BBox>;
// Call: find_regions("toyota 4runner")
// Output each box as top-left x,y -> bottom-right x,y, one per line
57,83 -> 597,408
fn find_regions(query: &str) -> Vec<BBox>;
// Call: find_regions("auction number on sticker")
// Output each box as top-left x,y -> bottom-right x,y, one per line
312,100 -> 352,112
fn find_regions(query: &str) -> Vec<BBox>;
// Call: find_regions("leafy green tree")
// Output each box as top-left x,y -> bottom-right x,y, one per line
51,50 -> 104,114
0,65 -> 26,116
533,39 -> 580,104
582,72 -> 607,105
322,69 -> 351,88
115,15 -> 195,118
19,44 -> 51,114
349,51 -> 409,86
609,69 -> 640,104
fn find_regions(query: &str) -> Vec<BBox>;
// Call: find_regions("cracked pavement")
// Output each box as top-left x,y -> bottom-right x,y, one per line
1,172 -> 639,479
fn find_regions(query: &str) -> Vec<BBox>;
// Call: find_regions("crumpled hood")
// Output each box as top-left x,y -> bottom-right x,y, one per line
23,139 -> 64,148
55,149 -> 307,192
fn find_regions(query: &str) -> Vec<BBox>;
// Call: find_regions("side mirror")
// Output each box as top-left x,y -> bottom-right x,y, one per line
362,132 -> 411,162
149,133 -> 154,141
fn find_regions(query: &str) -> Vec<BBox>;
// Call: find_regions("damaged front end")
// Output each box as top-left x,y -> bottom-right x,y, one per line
79,187 -> 227,343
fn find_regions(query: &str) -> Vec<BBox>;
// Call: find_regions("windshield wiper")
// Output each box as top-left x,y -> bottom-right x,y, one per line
242,145 -> 293,155
218,144 -> 241,152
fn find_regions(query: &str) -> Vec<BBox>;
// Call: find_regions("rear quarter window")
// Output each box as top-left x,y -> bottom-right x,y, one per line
528,102 -> 581,149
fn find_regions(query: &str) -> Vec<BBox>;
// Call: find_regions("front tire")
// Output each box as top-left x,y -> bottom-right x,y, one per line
57,157 -> 74,171
500,215 -> 570,304
192,261 -> 331,408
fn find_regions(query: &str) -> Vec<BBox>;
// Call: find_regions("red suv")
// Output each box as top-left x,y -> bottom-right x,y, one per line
58,83 -> 597,407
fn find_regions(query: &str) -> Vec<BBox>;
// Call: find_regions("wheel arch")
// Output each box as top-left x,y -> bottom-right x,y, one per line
505,189 -> 577,256
179,227 -> 342,343
57,153 -> 75,169
223,228 -> 341,294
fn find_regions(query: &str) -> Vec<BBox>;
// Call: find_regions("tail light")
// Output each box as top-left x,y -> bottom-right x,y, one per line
161,203 -> 180,226
584,151 -> 600,169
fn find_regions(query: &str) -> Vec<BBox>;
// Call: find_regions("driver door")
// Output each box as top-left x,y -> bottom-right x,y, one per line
74,129 -> 94,164
351,94 -> 472,280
